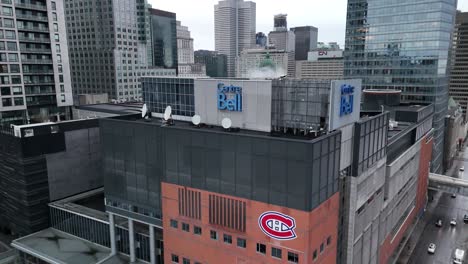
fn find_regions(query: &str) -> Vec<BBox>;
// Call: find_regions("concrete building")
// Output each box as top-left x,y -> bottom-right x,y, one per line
176,21 -> 206,77
0,0 -> 73,125
449,11 -> 468,116
296,50 -> 344,79
214,0 -> 256,77
236,48 -> 289,78
195,50 -> 228,78
344,0 -> 457,173
291,26 -> 318,60
64,0 -> 176,101
443,97 -> 467,171
268,14 -> 295,78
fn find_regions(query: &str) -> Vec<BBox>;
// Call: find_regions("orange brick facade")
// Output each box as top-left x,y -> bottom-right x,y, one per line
162,182 -> 340,264
379,134 -> 433,264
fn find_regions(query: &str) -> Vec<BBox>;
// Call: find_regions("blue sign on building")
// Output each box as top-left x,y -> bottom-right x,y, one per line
340,84 -> 355,116
217,83 -> 243,112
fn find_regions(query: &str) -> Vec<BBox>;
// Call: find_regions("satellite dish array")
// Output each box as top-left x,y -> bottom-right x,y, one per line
158,105 -> 234,131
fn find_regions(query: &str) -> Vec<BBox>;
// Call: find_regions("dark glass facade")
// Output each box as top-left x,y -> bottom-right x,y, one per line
142,77 -> 195,116
256,32 -> 267,47
194,50 -> 228,78
101,118 -> 341,219
291,26 -> 318,60
150,9 -> 178,70
344,0 -> 457,173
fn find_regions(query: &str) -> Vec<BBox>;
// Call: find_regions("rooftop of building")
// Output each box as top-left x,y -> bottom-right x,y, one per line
11,229 -> 145,264
75,102 -> 143,116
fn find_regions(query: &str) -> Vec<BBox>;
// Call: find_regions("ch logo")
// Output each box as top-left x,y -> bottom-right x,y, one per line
258,211 -> 297,240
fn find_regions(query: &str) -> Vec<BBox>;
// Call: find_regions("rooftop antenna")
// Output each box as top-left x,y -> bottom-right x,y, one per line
163,106 -> 173,125
222,117 -> 232,130
192,115 -> 201,127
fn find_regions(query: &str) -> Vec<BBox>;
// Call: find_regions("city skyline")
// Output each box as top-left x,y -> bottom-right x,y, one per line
152,0 -> 468,51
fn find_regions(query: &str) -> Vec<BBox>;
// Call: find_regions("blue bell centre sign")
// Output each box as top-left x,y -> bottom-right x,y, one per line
329,80 -> 362,131
217,83 -> 243,112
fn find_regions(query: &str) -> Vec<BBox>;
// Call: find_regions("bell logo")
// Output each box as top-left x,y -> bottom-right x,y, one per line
258,211 -> 297,240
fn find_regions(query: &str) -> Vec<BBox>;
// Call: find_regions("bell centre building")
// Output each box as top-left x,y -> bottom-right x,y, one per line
11,77 -> 433,264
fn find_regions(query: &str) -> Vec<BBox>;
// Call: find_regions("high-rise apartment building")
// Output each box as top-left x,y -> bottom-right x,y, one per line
64,0 -> 176,101
449,11 -> 468,116
291,26 -> 318,60
194,50 -> 228,77
150,8 -> 178,71
344,0 -> 457,173
0,0 -> 73,125
214,0 -> 256,77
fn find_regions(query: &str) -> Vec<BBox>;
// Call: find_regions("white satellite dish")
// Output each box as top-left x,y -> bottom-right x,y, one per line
164,106 -> 172,121
222,117 -> 232,129
141,104 -> 148,118
192,115 -> 201,126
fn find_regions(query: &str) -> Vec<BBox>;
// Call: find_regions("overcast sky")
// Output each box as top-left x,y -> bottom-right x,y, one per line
151,0 -> 468,51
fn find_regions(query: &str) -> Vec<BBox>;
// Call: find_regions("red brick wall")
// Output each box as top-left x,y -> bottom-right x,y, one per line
162,182 -> 339,264
379,134 -> 433,264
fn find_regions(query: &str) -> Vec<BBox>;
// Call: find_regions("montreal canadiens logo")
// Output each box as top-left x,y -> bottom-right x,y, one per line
258,211 -> 297,240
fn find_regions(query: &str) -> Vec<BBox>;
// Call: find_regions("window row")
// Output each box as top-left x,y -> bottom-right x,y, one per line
256,243 -> 299,263
1,86 -> 22,96
1,97 -> 24,107
0,75 -> 21,84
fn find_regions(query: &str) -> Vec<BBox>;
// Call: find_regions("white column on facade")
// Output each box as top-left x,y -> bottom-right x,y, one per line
108,213 -> 117,256
129,219 -> 136,263
149,225 -> 156,264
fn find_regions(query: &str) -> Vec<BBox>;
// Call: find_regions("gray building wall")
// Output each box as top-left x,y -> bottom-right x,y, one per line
46,127 -> 102,201
291,26 -> 318,60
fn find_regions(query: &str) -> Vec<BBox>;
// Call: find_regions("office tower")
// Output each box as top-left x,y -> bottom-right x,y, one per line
177,21 -> 206,77
344,0 -> 457,173
194,50 -> 228,77
269,14 -> 295,77
64,0 -> 176,102
150,8 -> 178,70
291,26 -> 318,60
256,32 -> 267,47
296,49 -> 344,79
214,0 -> 256,77
449,11 -> 468,116
0,0 -> 73,125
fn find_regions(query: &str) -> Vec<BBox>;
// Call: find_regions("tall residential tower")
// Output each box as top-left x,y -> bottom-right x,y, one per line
449,11 -> 468,117
214,0 -> 256,77
344,0 -> 457,173
0,0 -> 73,125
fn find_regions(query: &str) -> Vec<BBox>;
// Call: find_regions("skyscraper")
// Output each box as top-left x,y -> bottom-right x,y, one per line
269,14 -> 295,77
64,0 -> 176,101
344,0 -> 457,173
177,21 -> 206,77
214,0 -> 256,77
194,50 -> 228,77
0,0 -> 73,125
291,26 -> 318,60
150,8 -> 178,70
449,11 -> 468,116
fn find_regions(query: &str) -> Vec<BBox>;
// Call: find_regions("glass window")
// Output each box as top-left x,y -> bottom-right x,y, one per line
60,94 -> 65,102
237,238 -> 246,248
193,226 -> 202,235
272,247 -> 282,259
0,64 -> 7,73
52,13 -> 57,21
210,230 -> 217,240
0,53 -> 5,62
170,219 -> 178,228
2,7 -> 13,16
0,76 -> 9,85
3,18 -> 14,28
53,23 -> 58,32
11,75 -> 21,84
5,30 -> 15,39
51,1 -> 56,10
313,250 -> 317,260
54,34 -> 60,42
256,243 -> 266,254
320,243 -> 324,253
181,223 -> 189,232
60,85 -> 64,93
0,42 -> 5,50
59,75 -> 63,82
182,259 -> 190,264
9,64 -> 19,73
14,97 -> 23,106
288,252 -> 299,263
327,236 -> 331,246
171,254 -> 179,263
223,234 -> 232,244
8,53 -> 18,62
58,65 -> 63,73
55,44 -> 61,53
6,42 -> 17,51
1,87 -> 11,95
57,54 -> 62,63
12,86 -> 22,95
2,98 -> 12,107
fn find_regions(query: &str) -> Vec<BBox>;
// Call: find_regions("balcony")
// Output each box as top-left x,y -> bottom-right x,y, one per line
23,70 -> 54,75
18,36 -> 50,43
17,25 -> 49,33
21,59 -> 53,64
15,13 -> 48,22
20,47 -> 52,54
14,2 -> 47,11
